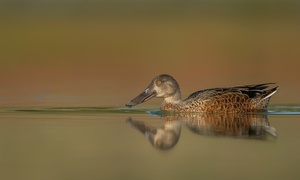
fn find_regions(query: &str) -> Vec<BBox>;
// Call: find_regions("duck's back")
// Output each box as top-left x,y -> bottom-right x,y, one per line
180,83 -> 279,113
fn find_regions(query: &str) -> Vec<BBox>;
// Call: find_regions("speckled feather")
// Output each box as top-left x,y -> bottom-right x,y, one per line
161,84 -> 278,113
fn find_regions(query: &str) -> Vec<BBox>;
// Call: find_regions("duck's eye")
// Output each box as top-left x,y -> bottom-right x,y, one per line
156,80 -> 162,85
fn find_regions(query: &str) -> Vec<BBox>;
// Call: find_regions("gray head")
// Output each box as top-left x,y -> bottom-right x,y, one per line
126,74 -> 181,107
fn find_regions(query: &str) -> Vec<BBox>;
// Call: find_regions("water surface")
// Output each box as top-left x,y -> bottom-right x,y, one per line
0,106 -> 299,180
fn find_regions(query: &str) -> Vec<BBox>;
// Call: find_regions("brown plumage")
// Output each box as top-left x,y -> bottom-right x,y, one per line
126,74 -> 278,113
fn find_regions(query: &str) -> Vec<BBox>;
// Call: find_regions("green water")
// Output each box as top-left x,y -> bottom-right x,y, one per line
0,106 -> 299,180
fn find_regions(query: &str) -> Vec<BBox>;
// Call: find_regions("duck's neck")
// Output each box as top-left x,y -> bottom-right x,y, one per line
161,92 -> 183,111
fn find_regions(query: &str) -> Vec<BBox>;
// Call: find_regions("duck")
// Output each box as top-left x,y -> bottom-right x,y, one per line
125,74 -> 278,113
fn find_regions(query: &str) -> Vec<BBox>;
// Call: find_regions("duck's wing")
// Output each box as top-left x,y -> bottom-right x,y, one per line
185,83 -> 279,101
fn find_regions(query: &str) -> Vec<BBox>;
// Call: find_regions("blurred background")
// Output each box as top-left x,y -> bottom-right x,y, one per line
0,0 -> 299,107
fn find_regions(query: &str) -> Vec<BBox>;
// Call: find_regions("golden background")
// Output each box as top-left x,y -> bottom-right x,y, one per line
1,0 -> 299,106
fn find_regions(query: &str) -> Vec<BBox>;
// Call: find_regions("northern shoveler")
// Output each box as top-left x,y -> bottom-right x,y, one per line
125,74 -> 278,113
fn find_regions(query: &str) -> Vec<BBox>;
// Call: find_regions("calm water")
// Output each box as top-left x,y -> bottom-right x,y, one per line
0,106 -> 300,180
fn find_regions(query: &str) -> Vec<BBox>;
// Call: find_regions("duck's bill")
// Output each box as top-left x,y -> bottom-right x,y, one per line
125,88 -> 156,107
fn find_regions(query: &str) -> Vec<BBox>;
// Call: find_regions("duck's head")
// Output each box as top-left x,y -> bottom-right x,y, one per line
126,74 -> 181,107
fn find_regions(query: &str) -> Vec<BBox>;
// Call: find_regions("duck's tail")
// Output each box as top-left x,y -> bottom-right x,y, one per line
261,86 -> 279,101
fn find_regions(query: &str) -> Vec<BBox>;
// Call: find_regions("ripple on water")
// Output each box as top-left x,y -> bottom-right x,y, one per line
0,105 -> 299,115
267,105 -> 300,115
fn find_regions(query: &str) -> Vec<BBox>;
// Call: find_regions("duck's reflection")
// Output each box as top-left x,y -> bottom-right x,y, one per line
126,113 -> 276,150
127,117 -> 181,150
180,113 -> 276,137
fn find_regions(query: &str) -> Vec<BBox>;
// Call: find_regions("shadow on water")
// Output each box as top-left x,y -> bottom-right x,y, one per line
126,113 -> 277,151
